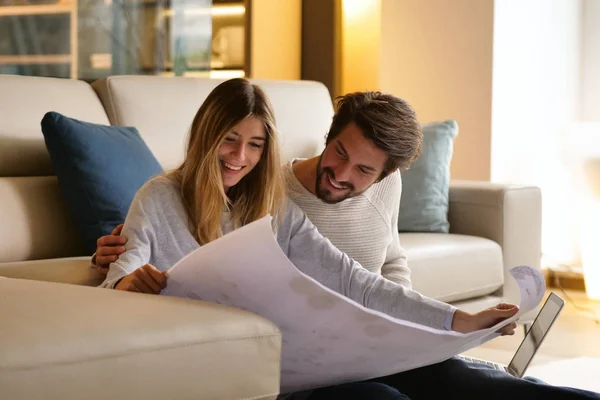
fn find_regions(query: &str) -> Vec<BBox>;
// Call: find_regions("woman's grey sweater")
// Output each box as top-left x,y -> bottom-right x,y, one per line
100,176 -> 456,331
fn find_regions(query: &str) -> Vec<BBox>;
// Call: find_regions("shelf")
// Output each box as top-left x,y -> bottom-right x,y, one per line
0,3 -> 74,17
0,54 -> 71,65
159,69 -> 245,79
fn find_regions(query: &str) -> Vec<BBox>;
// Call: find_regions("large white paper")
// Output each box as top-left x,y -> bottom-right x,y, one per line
161,216 -> 545,393
509,265 -> 546,313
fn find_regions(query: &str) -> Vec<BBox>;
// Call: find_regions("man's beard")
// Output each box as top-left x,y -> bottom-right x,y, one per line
315,156 -> 355,204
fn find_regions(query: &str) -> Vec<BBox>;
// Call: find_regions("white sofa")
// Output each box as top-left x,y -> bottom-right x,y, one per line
0,74 -> 542,399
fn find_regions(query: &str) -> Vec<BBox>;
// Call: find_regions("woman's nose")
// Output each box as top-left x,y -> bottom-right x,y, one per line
231,142 -> 246,162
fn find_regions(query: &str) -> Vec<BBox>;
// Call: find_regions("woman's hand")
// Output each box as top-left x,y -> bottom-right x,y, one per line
115,264 -> 168,294
452,303 -> 519,335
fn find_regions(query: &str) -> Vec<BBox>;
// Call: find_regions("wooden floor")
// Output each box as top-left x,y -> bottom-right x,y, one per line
462,289 -> 600,366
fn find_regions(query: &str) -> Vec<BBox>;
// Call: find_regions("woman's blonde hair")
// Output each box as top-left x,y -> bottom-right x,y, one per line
171,78 -> 286,245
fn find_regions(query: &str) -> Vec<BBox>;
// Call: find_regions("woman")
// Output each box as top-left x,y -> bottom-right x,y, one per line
100,78 -> 514,399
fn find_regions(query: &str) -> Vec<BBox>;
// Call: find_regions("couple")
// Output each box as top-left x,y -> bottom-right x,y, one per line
96,78 -> 599,400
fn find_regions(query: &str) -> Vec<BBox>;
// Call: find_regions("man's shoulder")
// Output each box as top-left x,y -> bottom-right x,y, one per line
357,170 -> 402,221
368,170 -> 402,199
283,158 -> 313,198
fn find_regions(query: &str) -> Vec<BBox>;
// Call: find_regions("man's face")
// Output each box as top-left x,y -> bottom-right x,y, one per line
316,122 -> 389,204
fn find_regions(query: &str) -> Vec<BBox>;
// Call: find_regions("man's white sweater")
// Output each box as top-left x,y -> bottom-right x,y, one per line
284,160 -> 411,288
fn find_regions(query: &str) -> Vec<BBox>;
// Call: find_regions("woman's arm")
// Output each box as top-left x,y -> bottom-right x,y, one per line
278,201 -> 456,331
99,185 -> 158,289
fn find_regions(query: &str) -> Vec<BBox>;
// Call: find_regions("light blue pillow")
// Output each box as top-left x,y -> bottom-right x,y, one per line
41,111 -> 164,254
398,120 -> 459,233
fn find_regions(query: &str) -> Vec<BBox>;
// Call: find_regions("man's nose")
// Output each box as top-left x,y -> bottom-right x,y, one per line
333,162 -> 351,182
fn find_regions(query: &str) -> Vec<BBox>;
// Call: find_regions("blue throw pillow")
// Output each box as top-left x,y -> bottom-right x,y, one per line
41,111 -> 164,254
398,120 -> 458,233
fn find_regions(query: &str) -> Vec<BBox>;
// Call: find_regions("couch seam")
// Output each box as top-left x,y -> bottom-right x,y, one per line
408,246 -> 502,260
437,282 -> 504,302
449,200 -> 503,208
1,332 -> 281,372
500,189 -> 509,292
104,76 -> 121,126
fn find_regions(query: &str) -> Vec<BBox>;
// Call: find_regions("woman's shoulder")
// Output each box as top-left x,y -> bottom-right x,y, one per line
134,173 -> 181,206
279,198 -> 304,220
276,198 -> 311,235
139,174 -> 179,192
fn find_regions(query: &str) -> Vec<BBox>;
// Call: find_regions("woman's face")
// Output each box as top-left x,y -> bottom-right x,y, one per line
218,116 -> 267,191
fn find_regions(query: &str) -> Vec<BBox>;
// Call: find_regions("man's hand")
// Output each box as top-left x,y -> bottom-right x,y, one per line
452,303 -> 519,335
114,264 -> 168,294
93,224 -> 127,276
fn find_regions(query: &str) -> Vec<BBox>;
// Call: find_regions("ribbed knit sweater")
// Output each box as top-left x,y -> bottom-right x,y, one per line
284,160 -> 411,287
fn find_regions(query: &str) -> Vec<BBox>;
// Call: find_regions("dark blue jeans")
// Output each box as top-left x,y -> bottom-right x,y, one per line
290,357 -> 600,400
369,357 -> 600,400
285,381 -> 408,400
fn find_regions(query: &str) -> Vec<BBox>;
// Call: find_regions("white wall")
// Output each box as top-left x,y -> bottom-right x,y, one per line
380,0 -> 494,181
491,0 -> 582,265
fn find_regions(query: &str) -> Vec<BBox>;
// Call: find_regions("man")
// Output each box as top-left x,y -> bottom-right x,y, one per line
93,91 -> 599,399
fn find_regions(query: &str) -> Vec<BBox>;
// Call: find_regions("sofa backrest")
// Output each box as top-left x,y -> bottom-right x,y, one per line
0,74 -> 334,263
92,76 -> 333,170
0,75 -> 111,262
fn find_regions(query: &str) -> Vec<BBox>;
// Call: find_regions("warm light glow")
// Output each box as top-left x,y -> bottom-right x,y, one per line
342,0 -> 377,20
569,123 -> 600,301
340,0 -> 381,94
578,162 -> 600,301
209,69 -> 245,79
163,5 -> 245,17
211,5 -> 245,16
158,70 -> 245,79
579,197 -> 600,301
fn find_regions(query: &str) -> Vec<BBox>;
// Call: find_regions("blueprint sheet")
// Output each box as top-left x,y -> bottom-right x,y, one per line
161,216 -> 545,393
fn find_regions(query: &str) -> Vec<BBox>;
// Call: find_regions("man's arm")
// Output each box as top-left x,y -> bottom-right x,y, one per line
380,232 -> 411,288
91,224 -> 127,276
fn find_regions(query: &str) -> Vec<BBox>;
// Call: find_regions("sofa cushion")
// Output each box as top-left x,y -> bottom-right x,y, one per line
400,232 -> 504,303
398,120 -> 458,233
41,112 -> 164,254
0,176 -> 86,263
0,75 -> 110,177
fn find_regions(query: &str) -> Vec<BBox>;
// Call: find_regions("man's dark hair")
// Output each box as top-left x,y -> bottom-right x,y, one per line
326,91 -> 423,178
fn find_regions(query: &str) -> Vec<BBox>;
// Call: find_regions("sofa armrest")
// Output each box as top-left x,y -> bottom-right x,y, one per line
0,277 -> 281,400
447,180 -> 542,320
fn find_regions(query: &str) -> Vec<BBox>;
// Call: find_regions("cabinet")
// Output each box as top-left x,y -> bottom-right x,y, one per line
0,0 -> 249,80
0,0 -> 78,78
